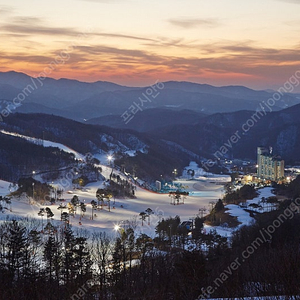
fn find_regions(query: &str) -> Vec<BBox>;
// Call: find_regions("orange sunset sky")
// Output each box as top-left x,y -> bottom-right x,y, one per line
0,0 -> 300,90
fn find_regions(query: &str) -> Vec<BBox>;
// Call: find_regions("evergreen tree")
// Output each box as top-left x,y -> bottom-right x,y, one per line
6,221 -> 28,281
44,235 -> 61,285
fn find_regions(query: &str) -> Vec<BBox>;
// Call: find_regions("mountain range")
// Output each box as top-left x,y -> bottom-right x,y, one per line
1,71 -> 300,182
0,100 -> 300,183
1,71 -> 299,122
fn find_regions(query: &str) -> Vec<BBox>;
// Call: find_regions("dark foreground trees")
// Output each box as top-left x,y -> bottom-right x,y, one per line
0,220 -> 94,300
1,204 -> 300,299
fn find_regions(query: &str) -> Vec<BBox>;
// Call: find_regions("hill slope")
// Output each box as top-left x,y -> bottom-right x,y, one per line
149,104 -> 300,162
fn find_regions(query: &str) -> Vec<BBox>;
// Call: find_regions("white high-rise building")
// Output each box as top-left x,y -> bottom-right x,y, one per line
257,147 -> 284,181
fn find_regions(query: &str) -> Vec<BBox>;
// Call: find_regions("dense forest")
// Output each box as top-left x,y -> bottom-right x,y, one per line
0,132 -> 76,182
0,195 -> 300,300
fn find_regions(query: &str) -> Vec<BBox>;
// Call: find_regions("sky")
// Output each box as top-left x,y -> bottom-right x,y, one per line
0,0 -> 300,90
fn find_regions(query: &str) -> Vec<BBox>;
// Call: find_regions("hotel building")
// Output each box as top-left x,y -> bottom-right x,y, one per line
257,147 -> 284,181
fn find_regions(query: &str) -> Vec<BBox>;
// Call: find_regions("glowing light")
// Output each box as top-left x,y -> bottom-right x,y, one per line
114,224 -> 120,231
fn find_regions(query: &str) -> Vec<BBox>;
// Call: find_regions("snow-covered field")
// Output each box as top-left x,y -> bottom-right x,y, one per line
0,176 -> 275,240
0,176 -> 224,238
205,187 -> 275,237
0,134 -> 227,238
0,131 -> 274,240
227,187 -> 275,226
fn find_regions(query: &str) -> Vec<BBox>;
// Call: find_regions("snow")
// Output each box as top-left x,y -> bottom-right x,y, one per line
203,224 -> 232,238
0,180 -> 12,196
204,187 -> 275,237
225,187 -> 275,228
0,176 -> 225,238
181,161 -> 231,183
226,204 -> 255,227
124,150 -> 136,157
0,132 -> 273,241
0,134 -> 271,241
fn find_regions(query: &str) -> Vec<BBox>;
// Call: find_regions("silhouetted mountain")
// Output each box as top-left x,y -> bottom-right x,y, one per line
149,104 -> 300,163
2,102 -> 300,182
16,102 -> 71,118
0,71 -> 129,105
0,71 -> 299,121
87,108 -> 206,132
71,86 -> 296,119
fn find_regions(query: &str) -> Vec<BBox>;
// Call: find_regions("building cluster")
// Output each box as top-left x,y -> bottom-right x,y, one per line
257,147 -> 284,181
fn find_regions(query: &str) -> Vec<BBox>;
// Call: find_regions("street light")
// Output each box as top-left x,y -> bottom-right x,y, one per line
32,182 -> 35,201
114,221 -> 127,233
107,155 -> 113,165
107,154 -> 114,181
172,169 -> 177,180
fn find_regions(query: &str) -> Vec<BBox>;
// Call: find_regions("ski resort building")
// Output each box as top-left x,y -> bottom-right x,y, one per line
257,147 -> 284,181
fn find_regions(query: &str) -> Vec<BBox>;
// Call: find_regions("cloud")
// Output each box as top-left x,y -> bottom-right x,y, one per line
63,42 -> 300,80
79,0 -> 124,2
75,45 -> 163,63
168,18 -> 220,29
0,15 -> 156,42
144,37 -> 210,52
0,52 -> 54,64
2,24 -> 79,36
285,20 -> 300,26
276,0 -> 300,3
0,5 -> 13,16
1,39 -> 299,86
1,17 -> 80,36
95,32 -> 156,42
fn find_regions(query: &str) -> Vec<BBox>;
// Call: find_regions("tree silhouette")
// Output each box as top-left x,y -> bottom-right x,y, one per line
38,208 -> 45,232
70,195 -> 79,214
45,207 -> 54,223
139,212 -> 147,226
80,202 -> 87,218
91,200 -> 97,220
145,208 -> 153,226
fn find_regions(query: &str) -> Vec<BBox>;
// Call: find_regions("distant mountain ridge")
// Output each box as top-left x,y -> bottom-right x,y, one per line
87,108 -> 206,132
0,71 -> 299,122
148,103 -> 300,163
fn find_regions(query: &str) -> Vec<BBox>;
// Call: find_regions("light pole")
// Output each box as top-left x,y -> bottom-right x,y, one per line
32,171 -> 35,202
172,168 -> 177,179
107,154 -> 113,181
32,182 -> 35,201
